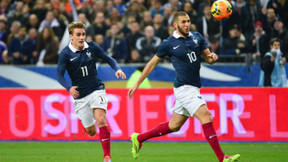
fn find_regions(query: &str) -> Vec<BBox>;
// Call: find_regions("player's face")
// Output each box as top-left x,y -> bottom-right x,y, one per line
175,15 -> 190,37
70,28 -> 86,50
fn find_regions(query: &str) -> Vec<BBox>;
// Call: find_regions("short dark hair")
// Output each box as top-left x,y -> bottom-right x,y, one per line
68,22 -> 85,35
270,38 -> 281,46
173,11 -> 189,24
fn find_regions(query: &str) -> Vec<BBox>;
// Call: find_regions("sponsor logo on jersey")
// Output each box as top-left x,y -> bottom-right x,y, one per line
173,45 -> 180,50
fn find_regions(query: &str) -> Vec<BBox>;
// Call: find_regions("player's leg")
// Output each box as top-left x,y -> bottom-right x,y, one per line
94,108 -> 111,161
194,105 -> 240,162
131,112 -> 188,159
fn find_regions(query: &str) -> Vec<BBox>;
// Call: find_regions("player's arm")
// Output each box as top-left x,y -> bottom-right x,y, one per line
201,48 -> 218,65
93,42 -> 126,79
57,53 -> 79,98
128,55 -> 162,99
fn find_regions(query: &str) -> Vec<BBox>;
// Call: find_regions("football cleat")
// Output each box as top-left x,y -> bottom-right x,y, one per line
131,133 -> 141,159
223,154 -> 240,162
104,155 -> 111,162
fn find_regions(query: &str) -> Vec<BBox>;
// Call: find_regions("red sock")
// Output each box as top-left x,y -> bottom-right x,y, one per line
202,122 -> 224,162
99,126 -> 110,157
137,122 -> 172,143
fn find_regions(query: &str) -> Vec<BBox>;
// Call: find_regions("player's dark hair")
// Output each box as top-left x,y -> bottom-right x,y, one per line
173,11 -> 189,24
68,22 -> 85,35
270,38 -> 281,46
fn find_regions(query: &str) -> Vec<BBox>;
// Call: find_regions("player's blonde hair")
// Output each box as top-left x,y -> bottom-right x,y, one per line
68,22 -> 85,35
173,11 -> 189,24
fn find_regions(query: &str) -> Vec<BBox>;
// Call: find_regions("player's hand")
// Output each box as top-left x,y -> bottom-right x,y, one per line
115,70 -> 126,79
128,85 -> 139,99
208,52 -> 218,61
69,86 -> 79,98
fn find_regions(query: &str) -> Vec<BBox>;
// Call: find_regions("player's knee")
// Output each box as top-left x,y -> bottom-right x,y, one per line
86,129 -> 96,136
96,116 -> 107,127
169,124 -> 182,132
203,110 -> 213,123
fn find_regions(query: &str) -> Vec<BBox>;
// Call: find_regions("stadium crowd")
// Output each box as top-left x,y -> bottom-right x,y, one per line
0,0 -> 287,65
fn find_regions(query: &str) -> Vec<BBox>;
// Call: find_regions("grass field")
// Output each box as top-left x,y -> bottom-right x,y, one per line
0,142 -> 287,162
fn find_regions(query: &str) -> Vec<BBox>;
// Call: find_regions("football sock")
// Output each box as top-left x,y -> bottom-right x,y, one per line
99,126 -> 110,157
202,122 -> 224,162
137,122 -> 172,143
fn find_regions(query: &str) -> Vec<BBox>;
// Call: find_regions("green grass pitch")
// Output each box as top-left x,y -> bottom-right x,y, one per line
0,142 -> 287,161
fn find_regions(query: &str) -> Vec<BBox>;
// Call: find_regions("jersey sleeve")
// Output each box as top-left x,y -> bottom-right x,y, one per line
57,52 -> 71,92
198,32 -> 209,51
156,39 -> 169,58
91,42 -> 121,71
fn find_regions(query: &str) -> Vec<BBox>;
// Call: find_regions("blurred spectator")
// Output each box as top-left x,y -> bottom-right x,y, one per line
30,0 -> 48,23
140,10 -> 153,30
182,1 -> 197,24
110,8 -> 122,24
7,1 -> 28,27
121,13 -> 137,35
78,12 -> 94,38
168,25 -> 175,36
150,0 -> 164,17
0,19 -> 8,43
259,38 -> 287,87
113,0 -> 126,16
266,0 -> 288,19
125,21 -> 143,55
221,25 -> 246,55
136,25 -> 161,62
92,12 -> 109,36
197,0 -> 213,18
8,26 -> 27,65
265,8 -> 277,35
95,34 -> 104,47
23,28 -> 37,64
271,17 -> 288,57
35,28 -> 59,65
209,37 -> 220,54
0,40 -> 6,64
247,21 -> 270,60
126,1 -> 147,22
129,48 -> 141,63
235,0 -> 246,15
196,5 -> 221,45
38,10 -> 62,39
240,0 -> 266,39
7,20 -> 21,46
77,0 -> 93,22
153,14 -> 169,40
0,0 -> 10,16
25,14 -> 39,31
164,0 -> 182,12
102,23 -> 129,63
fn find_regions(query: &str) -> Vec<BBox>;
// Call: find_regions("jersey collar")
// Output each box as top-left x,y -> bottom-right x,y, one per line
69,41 -> 89,52
172,30 -> 192,39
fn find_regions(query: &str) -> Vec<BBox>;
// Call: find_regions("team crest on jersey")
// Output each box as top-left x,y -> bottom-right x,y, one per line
193,38 -> 198,45
86,50 -> 92,60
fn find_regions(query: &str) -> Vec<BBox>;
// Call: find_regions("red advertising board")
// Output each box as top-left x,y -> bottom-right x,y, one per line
0,88 -> 287,141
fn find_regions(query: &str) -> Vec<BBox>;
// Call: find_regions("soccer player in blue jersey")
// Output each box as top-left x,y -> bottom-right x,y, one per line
57,22 -> 126,162
128,11 -> 240,162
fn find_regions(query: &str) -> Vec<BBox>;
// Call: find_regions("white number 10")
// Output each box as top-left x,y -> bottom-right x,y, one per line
187,51 -> 197,63
81,66 -> 88,77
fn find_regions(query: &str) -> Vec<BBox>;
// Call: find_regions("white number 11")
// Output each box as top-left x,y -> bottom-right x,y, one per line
81,66 -> 88,77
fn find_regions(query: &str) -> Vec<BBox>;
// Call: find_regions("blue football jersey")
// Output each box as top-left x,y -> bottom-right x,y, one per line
156,31 -> 208,88
57,42 -> 121,99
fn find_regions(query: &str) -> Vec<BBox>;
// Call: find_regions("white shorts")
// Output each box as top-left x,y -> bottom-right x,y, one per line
172,85 -> 206,117
74,90 -> 108,128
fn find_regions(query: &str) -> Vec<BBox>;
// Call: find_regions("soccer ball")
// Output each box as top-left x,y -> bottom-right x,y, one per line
211,0 -> 233,20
